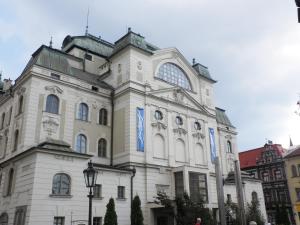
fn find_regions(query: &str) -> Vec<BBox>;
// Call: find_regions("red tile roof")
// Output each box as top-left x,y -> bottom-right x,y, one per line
239,144 -> 285,169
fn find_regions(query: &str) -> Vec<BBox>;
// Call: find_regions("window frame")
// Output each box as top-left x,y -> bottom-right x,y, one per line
18,96 -> 23,115
154,110 -> 163,120
1,113 -> 5,129
227,141 -> 233,153
94,184 -> 102,199
78,103 -> 89,121
175,116 -> 183,126
53,217 -> 65,225
93,217 -> 102,225
13,130 -> 19,152
117,186 -> 125,199
98,138 -> 107,158
189,172 -> 208,203
7,168 -> 14,196
194,121 -> 201,130
76,134 -> 87,154
45,94 -> 59,114
99,108 -> 108,125
292,165 -> 298,177
51,173 -> 71,196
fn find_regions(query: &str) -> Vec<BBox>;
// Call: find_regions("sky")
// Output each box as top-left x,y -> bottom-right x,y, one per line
0,0 -> 300,151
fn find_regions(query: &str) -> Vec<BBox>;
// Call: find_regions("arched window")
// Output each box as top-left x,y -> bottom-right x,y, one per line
252,191 -> 258,202
292,165 -> 297,177
13,130 -> 19,151
154,110 -> 163,120
227,141 -> 232,153
45,94 -> 59,114
52,173 -> 71,195
1,113 -> 5,129
156,63 -> 192,90
175,116 -> 183,125
98,138 -> 107,158
18,96 -> 23,114
99,108 -> 108,125
8,107 -> 12,125
76,134 -> 87,153
7,168 -> 14,196
0,212 -> 8,225
78,103 -> 89,121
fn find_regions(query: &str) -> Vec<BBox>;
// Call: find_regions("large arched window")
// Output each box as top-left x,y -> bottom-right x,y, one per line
18,95 -> 23,115
227,141 -> 233,153
78,103 -> 89,121
292,165 -> 298,177
156,63 -> 192,90
7,168 -> 14,196
45,94 -> 59,114
52,173 -> 71,195
76,134 -> 87,153
98,138 -> 107,158
99,108 -> 108,125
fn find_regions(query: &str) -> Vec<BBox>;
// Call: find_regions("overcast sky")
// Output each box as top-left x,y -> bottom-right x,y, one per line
0,0 -> 299,151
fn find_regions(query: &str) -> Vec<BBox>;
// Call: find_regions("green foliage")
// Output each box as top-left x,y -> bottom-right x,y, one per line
154,192 -> 214,225
246,198 -> 265,225
224,197 -> 240,225
104,198 -> 118,225
131,195 -> 144,225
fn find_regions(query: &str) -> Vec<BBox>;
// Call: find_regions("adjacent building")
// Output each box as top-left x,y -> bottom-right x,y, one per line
0,29 -> 265,225
239,141 -> 293,225
284,145 -> 300,225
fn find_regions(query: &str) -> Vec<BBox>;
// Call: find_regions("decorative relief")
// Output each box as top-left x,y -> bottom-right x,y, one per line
151,122 -> 167,130
173,127 -> 187,135
225,134 -> 232,139
137,61 -> 142,70
42,117 -> 59,136
16,87 -> 26,96
45,86 -> 63,94
173,89 -> 184,104
192,132 -> 205,140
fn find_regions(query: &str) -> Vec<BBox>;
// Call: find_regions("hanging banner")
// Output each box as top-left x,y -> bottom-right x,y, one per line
136,107 -> 144,152
209,128 -> 217,163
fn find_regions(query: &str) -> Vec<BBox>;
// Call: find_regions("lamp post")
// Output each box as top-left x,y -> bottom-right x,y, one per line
83,160 -> 98,225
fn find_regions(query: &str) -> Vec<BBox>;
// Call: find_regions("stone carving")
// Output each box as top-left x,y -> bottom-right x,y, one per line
45,86 -> 63,94
137,61 -> 142,70
173,89 -> 184,104
16,87 -> 26,96
42,117 -> 59,136
225,134 -> 232,139
192,132 -> 205,140
173,127 -> 187,135
151,122 -> 167,130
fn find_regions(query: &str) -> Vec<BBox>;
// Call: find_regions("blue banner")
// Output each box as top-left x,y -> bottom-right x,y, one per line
136,108 -> 144,152
209,128 -> 217,163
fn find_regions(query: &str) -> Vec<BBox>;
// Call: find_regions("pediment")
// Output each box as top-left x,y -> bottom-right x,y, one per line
147,87 -> 212,116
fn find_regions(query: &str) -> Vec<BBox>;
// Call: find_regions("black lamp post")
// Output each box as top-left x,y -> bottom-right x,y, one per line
83,160 -> 98,225
296,0 -> 300,22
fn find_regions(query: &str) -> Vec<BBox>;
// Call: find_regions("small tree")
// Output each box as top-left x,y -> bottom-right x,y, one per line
104,198 -> 118,225
131,195 -> 144,225
246,198 -> 265,225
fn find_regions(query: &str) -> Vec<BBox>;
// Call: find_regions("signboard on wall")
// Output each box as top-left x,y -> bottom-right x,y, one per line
136,107 -> 144,152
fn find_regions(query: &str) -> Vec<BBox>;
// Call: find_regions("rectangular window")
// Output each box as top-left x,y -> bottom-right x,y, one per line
94,184 -> 102,198
117,186 -> 125,199
93,217 -> 102,225
274,170 -> 282,180
13,206 -> 27,225
189,172 -> 208,203
174,172 -> 184,198
51,73 -> 60,80
53,217 -> 65,225
156,184 -> 169,194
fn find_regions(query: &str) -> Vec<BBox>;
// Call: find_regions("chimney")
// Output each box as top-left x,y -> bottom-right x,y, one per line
3,79 -> 12,91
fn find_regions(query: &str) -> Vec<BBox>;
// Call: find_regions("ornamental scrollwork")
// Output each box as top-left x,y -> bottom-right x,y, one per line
44,86 -> 63,95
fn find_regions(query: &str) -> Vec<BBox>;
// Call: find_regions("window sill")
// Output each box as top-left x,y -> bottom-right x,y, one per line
76,119 -> 91,123
94,197 -> 104,200
116,198 -> 127,201
49,194 -> 73,198
43,111 -> 60,115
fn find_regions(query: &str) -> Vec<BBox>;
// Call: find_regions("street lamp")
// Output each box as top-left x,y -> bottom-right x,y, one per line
83,160 -> 98,225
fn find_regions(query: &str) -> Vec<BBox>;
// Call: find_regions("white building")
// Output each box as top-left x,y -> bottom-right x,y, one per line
0,30 -> 266,225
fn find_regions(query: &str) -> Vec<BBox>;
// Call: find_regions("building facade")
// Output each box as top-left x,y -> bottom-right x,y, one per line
0,30 -> 265,225
239,142 -> 293,225
284,146 -> 300,225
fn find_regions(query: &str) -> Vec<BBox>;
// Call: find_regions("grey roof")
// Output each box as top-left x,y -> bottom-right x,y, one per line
21,45 -> 113,90
215,107 -> 235,128
62,34 -> 114,58
192,63 -> 216,83
111,31 -> 159,56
